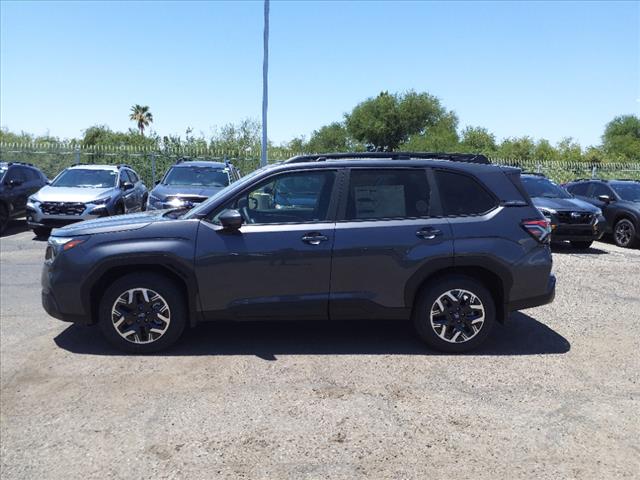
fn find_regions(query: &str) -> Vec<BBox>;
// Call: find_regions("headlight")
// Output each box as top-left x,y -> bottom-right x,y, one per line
167,197 -> 186,208
48,236 -> 88,253
594,208 -> 603,216
27,196 -> 41,206
537,207 -> 556,218
89,197 -> 111,206
149,194 -> 163,204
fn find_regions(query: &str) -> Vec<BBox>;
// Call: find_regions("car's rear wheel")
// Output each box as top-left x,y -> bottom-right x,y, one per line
0,204 -> 9,234
98,273 -> 187,353
570,240 -> 593,249
413,275 -> 495,353
33,227 -> 51,238
613,218 -> 638,248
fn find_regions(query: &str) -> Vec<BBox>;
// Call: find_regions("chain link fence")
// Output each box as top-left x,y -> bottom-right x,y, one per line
1,143 -> 639,186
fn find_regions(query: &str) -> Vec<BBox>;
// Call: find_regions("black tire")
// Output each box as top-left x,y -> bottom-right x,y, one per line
114,202 -> 125,216
0,203 -> 8,234
570,240 -> 593,249
613,218 -> 639,249
98,273 -> 187,353
33,227 -> 51,238
412,275 -> 495,353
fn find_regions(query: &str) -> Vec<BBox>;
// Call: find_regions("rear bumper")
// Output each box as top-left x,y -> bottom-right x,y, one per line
507,274 -> 556,312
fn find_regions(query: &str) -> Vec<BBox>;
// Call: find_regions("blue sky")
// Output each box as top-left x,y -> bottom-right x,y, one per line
1,0 -> 638,147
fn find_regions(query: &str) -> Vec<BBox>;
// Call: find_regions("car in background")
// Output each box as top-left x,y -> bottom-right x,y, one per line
520,173 -> 605,249
564,179 -> 640,248
41,151 -> 555,354
0,162 -> 49,233
26,164 -> 148,237
146,160 -> 240,211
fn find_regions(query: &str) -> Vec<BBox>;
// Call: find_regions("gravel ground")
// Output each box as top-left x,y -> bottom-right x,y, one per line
1,219 -> 639,479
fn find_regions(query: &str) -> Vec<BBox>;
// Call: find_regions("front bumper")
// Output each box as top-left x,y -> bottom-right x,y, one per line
550,214 -> 606,242
26,204 -> 108,230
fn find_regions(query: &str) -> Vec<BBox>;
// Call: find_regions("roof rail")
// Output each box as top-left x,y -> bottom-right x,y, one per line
285,151 -> 490,164
5,161 -> 36,167
117,164 -> 133,169
521,171 -> 547,177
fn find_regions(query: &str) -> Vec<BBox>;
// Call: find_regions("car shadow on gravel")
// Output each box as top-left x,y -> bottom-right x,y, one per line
54,312 -> 570,359
551,243 -> 609,255
0,219 -> 30,238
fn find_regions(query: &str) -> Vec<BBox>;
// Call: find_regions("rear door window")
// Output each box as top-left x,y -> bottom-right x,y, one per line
434,170 -> 497,216
345,169 -> 431,220
567,182 -> 590,196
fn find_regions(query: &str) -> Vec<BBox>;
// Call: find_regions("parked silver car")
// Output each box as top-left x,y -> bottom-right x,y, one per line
26,164 -> 147,237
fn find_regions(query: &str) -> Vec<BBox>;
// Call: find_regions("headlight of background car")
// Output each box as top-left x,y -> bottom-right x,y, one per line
594,208 -> 603,216
167,197 -> 186,208
537,207 -> 556,218
89,196 -> 111,206
27,196 -> 41,206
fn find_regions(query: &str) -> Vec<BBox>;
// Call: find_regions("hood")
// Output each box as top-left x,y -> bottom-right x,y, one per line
150,184 -> 224,200
531,196 -> 600,213
51,209 -> 174,237
33,185 -> 115,203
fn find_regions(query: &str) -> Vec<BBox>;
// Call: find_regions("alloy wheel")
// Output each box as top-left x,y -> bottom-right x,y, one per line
614,219 -> 633,247
429,289 -> 485,343
111,288 -> 171,344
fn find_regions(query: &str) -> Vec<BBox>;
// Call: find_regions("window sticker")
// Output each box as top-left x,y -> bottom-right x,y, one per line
354,184 -> 406,218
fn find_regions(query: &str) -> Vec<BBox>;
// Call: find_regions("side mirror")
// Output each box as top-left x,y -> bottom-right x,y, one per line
219,209 -> 243,231
8,179 -> 23,187
597,194 -> 612,204
154,180 -> 161,186
122,181 -> 134,190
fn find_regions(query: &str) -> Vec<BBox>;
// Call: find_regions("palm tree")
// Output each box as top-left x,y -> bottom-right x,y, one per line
129,105 -> 153,136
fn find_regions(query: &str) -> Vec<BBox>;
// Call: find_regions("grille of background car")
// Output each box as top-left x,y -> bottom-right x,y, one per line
41,202 -> 86,216
556,212 -> 594,224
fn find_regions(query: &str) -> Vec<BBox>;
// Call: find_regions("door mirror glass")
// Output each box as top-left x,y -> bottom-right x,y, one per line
219,209 -> 243,231
597,194 -> 612,203
9,179 -> 23,187
122,181 -> 134,190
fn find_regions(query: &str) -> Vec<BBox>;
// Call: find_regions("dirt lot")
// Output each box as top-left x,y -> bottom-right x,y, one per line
1,219 -> 639,479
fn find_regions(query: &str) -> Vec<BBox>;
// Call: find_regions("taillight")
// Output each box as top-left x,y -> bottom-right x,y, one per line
522,219 -> 551,243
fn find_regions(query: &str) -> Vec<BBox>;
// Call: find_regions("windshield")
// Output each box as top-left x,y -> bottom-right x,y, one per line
521,176 -> 572,199
51,168 -> 117,188
162,167 -> 229,187
183,164 -> 274,219
612,183 -> 640,202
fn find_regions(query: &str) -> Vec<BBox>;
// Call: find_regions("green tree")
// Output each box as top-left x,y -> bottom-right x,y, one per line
345,91 -> 450,151
307,122 -> 351,152
533,139 -> 556,161
460,126 -> 497,153
129,105 -> 153,136
402,112 -> 459,152
497,136 -> 536,161
602,115 -> 640,161
555,137 -> 582,162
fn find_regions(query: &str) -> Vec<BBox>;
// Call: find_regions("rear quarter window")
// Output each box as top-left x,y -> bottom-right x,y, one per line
434,170 -> 497,216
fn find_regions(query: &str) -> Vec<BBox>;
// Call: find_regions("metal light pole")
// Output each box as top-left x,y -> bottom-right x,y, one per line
260,0 -> 269,167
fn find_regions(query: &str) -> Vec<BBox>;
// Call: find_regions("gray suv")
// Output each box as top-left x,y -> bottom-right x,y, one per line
41,152 -> 556,354
27,164 -> 147,237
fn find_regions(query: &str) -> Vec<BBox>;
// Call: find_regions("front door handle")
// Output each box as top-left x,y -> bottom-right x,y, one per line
416,227 -> 442,240
301,232 -> 329,245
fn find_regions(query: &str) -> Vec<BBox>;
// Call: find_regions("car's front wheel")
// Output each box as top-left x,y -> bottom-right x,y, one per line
613,218 -> 638,249
413,275 -> 495,353
33,227 -> 51,238
98,273 -> 187,353
0,204 -> 8,234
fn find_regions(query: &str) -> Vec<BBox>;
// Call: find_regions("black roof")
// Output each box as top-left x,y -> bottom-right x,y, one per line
174,160 -> 227,168
285,151 -> 490,165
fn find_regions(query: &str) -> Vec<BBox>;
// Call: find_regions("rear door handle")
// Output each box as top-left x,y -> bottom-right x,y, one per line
416,227 -> 442,240
301,232 -> 329,245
